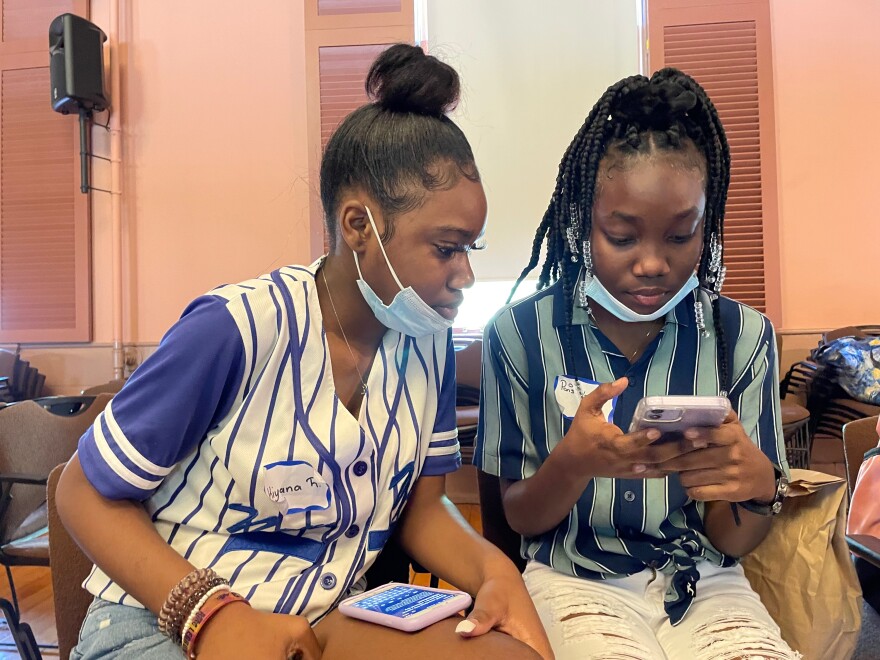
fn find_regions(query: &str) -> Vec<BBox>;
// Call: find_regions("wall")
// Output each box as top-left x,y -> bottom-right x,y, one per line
426,0 -> 640,283
10,0 -> 880,393
771,0 -> 879,331
14,0 -> 316,393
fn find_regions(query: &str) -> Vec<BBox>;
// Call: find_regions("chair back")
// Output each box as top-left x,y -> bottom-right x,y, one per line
823,325 -> 880,343
81,379 -> 126,396
843,415 -> 880,498
454,339 -> 482,454
454,339 -> 482,391
0,394 -> 111,545
48,463 -> 94,660
476,470 -> 526,572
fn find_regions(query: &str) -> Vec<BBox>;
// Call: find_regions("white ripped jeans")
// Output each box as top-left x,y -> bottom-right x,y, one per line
524,560 -> 801,660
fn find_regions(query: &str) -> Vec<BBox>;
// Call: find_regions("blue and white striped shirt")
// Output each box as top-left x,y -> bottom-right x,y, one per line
77,260 -> 460,622
475,283 -> 787,623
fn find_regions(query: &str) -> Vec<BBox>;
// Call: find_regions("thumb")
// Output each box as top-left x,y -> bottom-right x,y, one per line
454,609 -> 497,638
576,377 -> 627,418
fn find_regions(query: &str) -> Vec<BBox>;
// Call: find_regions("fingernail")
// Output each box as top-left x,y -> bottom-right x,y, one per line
647,429 -> 661,441
456,620 -> 476,634
633,464 -> 647,473
693,439 -> 707,449
684,429 -> 699,439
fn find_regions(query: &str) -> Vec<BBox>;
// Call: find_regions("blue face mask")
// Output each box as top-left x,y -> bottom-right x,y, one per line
353,206 -> 453,337
581,270 -> 700,323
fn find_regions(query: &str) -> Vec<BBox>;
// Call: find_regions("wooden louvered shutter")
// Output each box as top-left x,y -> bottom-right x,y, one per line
648,0 -> 781,324
319,44 -> 389,150
0,0 -> 90,342
318,1 -> 401,16
304,1 -> 414,257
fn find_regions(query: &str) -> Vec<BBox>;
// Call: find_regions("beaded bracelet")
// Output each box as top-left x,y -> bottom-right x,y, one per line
181,590 -> 250,658
170,575 -> 228,644
180,585 -> 230,652
157,568 -> 229,643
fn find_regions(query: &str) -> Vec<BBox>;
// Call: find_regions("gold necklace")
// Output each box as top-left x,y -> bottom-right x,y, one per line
321,267 -> 368,395
588,310 -> 661,362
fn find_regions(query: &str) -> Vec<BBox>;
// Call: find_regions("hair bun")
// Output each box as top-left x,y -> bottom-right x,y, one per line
365,44 -> 460,116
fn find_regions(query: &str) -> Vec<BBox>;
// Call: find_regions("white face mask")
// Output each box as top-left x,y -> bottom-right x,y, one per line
581,270 -> 700,322
353,206 -> 453,337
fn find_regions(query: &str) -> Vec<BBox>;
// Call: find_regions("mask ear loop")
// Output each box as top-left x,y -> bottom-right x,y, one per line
363,206 -> 405,291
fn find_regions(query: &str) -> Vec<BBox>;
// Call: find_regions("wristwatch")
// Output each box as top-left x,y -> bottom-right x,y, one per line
737,471 -> 789,516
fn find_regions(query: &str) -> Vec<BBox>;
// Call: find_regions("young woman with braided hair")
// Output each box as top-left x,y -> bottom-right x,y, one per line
476,68 -> 799,658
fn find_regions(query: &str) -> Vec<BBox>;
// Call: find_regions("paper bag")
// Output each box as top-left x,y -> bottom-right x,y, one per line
741,469 -> 862,660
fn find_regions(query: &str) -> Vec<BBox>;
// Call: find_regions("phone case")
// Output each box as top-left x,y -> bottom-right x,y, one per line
338,582 -> 473,632
628,395 -> 731,438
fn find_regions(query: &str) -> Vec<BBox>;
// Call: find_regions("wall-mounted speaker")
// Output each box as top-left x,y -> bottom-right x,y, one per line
49,13 -> 109,115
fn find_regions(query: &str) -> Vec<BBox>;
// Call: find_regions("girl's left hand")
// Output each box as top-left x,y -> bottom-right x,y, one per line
654,410 -> 777,503
456,570 -> 554,660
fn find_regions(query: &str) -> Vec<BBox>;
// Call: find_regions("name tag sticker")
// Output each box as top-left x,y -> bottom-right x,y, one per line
553,375 -> 617,422
263,461 -> 331,515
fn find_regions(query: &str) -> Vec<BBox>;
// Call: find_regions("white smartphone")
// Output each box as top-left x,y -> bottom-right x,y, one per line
628,395 -> 731,443
338,582 -> 473,632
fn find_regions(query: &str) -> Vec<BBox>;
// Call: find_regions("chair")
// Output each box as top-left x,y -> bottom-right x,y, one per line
843,416 -> 880,500
0,394 -> 111,659
454,339 -> 482,463
476,471 -> 526,573
842,416 -> 880,571
822,325 -> 880,344
781,354 -> 880,477
81,379 -> 126,396
408,339 -> 485,588
48,464 -> 94,660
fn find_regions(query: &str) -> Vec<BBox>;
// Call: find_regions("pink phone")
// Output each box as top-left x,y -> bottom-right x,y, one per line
338,582 -> 473,632
628,395 -> 731,443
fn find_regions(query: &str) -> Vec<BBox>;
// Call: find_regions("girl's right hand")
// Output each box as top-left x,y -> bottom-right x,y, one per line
560,378 -> 699,480
195,602 -> 322,660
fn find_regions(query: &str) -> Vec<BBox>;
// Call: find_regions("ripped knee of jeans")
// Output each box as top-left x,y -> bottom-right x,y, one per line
690,608 -> 803,660
549,588 -> 652,658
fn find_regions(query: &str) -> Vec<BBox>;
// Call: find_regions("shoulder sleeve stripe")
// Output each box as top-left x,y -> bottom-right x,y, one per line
92,421 -> 163,491
103,403 -> 174,476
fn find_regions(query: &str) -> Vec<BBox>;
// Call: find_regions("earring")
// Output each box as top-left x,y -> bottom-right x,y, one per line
577,239 -> 593,310
707,233 -> 724,293
694,299 -> 709,338
582,239 -> 593,277
578,279 -> 590,310
566,204 -> 581,263
715,265 -> 727,294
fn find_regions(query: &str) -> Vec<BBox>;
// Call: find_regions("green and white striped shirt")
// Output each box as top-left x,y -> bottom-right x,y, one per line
475,284 -> 787,623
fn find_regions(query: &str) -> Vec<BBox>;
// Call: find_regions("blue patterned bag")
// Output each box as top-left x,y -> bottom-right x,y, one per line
812,336 -> 880,405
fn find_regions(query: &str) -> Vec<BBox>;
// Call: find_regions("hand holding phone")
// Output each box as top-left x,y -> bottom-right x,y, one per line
339,582 -> 472,632
628,395 -> 731,444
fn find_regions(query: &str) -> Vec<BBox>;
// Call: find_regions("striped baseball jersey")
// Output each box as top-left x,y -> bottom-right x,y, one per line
77,259 -> 461,622
475,283 -> 787,624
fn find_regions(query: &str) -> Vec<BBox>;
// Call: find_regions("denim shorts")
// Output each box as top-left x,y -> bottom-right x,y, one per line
71,598 -> 183,659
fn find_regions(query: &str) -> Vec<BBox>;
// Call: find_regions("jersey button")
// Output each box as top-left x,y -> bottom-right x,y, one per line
624,490 -> 636,502
353,461 -> 368,477
345,525 -> 360,538
627,378 -> 638,388
321,573 -> 337,590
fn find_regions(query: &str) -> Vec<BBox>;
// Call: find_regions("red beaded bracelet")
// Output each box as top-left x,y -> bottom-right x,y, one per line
181,590 -> 250,658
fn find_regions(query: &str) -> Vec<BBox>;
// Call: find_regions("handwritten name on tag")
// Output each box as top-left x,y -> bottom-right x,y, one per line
553,375 -> 616,422
263,461 -> 331,515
